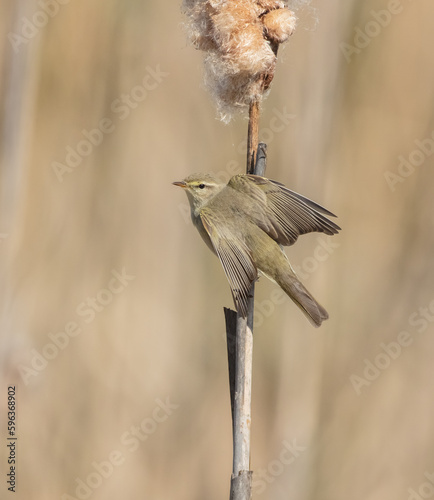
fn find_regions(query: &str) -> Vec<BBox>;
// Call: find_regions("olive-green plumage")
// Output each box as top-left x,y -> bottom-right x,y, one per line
173,173 -> 340,327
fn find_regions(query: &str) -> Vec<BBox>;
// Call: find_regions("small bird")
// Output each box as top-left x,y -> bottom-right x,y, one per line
173,173 -> 340,327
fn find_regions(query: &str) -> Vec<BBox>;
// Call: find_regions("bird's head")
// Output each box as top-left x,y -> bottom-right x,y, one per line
173,173 -> 225,212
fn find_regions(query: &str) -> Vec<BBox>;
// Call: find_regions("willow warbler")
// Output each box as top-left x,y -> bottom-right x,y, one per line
173,173 -> 340,327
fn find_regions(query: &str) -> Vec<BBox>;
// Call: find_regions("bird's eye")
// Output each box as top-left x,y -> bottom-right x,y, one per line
198,184 -> 205,189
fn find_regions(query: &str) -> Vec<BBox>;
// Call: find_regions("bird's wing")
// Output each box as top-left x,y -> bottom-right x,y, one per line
200,209 -> 257,317
228,174 -> 341,246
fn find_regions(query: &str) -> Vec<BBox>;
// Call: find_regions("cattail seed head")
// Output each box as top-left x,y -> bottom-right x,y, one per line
256,0 -> 285,10
262,8 -> 296,44
183,0 -> 297,122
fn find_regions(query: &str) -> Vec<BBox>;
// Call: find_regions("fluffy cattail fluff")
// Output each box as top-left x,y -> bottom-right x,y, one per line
183,0 -> 296,122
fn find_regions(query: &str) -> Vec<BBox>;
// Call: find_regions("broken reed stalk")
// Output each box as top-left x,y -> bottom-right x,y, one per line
225,138 -> 268,500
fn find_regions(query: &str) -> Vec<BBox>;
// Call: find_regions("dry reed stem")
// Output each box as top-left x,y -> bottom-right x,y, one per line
247,99 -> 260,173
226,143 -> 268,500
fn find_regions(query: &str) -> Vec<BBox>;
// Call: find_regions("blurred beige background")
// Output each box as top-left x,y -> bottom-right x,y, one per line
1,0 -> 434,499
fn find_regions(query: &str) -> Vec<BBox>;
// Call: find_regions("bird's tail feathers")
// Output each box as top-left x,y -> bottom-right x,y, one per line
279,275 -> 329,328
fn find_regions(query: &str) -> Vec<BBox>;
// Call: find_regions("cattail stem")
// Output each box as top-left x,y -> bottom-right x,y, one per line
225,103 -> 267,499
233,294 -> 254,473
183,2 -> 296,497
246,98 -> 260,174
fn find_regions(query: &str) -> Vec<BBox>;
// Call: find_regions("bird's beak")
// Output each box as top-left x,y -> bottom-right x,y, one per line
172,181 -> 187,188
